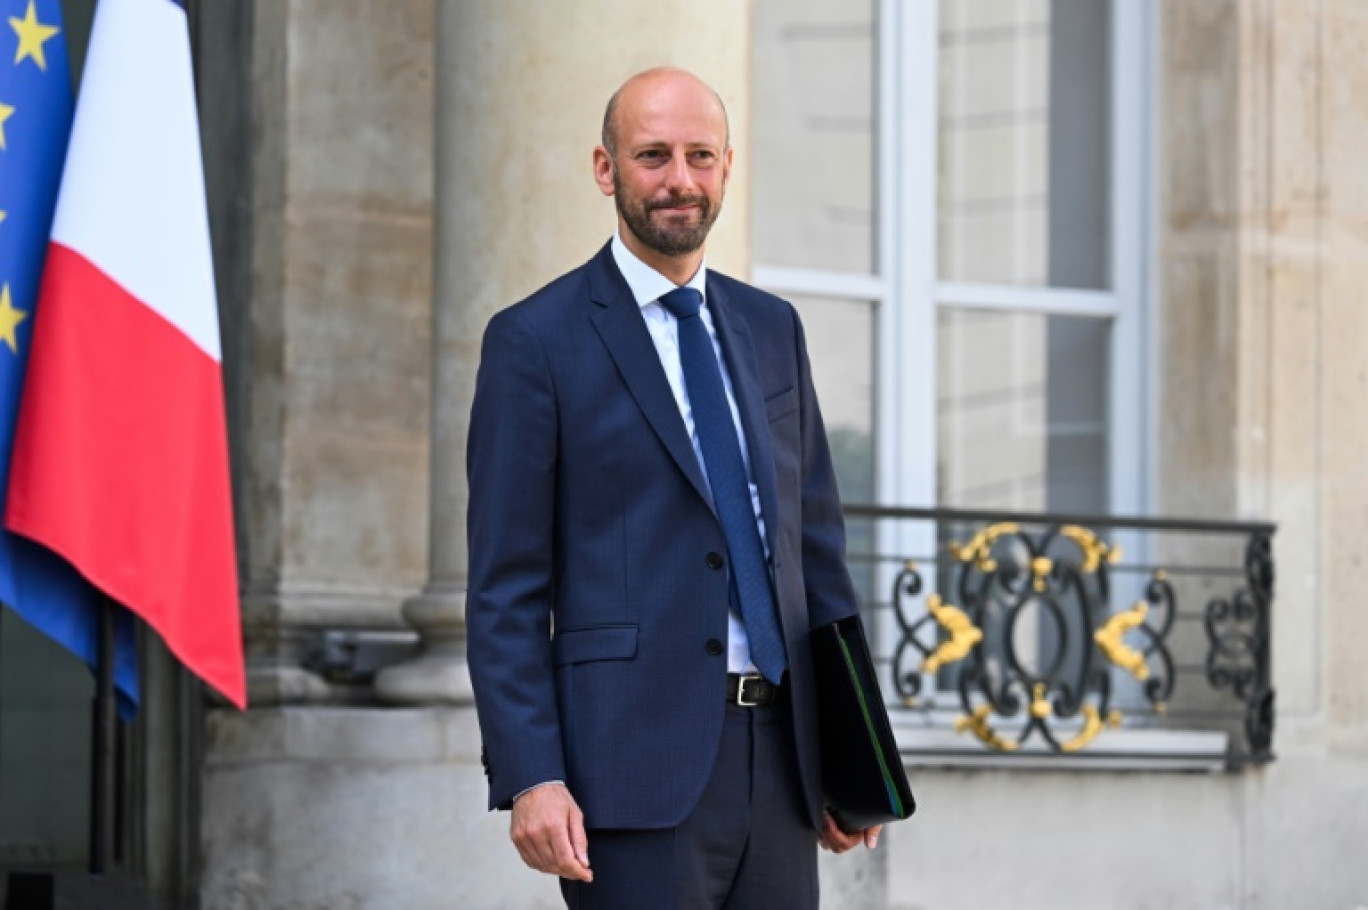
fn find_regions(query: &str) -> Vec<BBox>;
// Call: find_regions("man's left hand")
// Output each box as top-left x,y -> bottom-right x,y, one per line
818,812 -> 881,853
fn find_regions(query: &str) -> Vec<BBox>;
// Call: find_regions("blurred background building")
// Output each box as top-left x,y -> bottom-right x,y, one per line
2,1 -> 1366,907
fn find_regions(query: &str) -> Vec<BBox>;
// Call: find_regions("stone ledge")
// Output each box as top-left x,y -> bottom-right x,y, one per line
204,706 -> 482,766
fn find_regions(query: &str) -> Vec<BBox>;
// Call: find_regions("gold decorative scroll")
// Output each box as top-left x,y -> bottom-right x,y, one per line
920,594 -> 983,674
954,705 -> 1018,752
1095,601 -> 1150,680
947,522 -> 1020,573
1060,705 -> 1122,753
1059,524 -> 1122,574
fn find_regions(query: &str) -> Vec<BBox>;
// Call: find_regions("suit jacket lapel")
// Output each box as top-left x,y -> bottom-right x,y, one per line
587,246 -> 717,514
708,277 -> 781,560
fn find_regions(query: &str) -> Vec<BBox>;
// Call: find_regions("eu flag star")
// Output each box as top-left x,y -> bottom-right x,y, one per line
0,283 -> 28,353
9,0 -> 60,71
0,102 -> 12,149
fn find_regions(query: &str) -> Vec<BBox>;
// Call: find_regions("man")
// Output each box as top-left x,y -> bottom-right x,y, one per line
467,67 -> 880,908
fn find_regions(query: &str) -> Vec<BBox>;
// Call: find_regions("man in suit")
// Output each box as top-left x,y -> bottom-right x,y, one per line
467,67 -> 880,909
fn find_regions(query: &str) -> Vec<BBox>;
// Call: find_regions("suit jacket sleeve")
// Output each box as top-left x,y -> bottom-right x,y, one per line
466,308 -> 565,810
792,304 -> 862,629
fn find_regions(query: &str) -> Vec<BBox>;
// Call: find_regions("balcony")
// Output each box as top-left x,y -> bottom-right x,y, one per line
843,505 -> 1275,771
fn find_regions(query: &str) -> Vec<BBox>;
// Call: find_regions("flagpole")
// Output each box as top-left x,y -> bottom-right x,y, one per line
89,595 -> 118,875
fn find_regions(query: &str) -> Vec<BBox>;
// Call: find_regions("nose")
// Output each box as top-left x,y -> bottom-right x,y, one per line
662,153 -> 695,192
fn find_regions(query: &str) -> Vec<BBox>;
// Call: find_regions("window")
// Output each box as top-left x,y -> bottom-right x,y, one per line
754,0 -> 1152,541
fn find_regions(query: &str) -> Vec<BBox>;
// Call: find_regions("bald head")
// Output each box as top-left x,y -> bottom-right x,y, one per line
592,66 -> 734,279
600,67 -> 730,161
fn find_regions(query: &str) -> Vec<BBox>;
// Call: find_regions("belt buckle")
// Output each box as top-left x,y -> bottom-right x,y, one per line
734,674 -> 764,707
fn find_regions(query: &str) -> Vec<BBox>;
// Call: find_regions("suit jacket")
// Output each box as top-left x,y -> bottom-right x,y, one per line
466,242 -> 860,830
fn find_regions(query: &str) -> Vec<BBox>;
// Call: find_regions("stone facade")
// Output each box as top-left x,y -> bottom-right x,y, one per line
184,1 -> 1368,908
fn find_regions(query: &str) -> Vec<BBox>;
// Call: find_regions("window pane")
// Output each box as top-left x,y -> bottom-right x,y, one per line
937,0 -> 1111,289
753,0 -> 876,274
937,309 -> 1108,512
789,295 -> 876,600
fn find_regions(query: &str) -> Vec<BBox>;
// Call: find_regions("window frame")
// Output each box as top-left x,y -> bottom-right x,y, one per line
753,0 -> 1159,716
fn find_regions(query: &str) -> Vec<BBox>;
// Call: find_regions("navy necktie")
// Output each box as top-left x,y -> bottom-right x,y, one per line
658,286 -> 786,683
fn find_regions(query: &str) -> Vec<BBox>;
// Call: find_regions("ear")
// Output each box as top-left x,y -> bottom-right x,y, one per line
593,146 -> 616,197
721,145 -> 734,189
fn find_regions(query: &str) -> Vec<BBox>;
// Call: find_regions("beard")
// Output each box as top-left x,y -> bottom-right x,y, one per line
614,169 -> 722,257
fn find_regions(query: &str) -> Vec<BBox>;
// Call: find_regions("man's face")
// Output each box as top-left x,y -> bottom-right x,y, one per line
596,75 -> 732,259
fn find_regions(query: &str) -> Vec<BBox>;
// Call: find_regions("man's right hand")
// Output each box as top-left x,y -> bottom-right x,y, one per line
510,783 -> 593,882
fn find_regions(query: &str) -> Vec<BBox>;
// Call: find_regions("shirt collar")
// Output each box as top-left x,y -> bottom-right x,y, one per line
611,230 -> 708,310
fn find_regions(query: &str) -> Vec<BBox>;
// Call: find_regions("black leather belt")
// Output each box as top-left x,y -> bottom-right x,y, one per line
726,673 -> 782,707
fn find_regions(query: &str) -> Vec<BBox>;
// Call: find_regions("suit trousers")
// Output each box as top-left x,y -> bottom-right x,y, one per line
560,695 -> 819,910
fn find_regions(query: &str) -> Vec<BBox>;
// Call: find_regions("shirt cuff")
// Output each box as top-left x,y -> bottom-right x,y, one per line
512,780 -> 566,803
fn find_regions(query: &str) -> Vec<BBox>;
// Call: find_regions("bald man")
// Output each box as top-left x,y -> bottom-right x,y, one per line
467,68 -> 880,909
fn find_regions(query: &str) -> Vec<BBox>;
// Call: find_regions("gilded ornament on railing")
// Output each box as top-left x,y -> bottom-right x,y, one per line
1030,683 -> 1052,719
1095,601 -> 1150,680
954,705 -> 1018,752
896,522 -> 1182,754
1058,524 -> 1121,574
881,510 -> 1275,765
920,594 -> 982,674
947,522 -> 1019,572
1030,556 -> 1053,592
1059,705 -> 1121,753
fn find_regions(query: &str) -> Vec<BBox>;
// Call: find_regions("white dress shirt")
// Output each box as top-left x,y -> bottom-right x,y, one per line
610,232 -> 770,676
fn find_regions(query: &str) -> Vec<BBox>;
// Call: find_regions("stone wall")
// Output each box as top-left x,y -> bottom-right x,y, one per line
1160,0 -> 1368,764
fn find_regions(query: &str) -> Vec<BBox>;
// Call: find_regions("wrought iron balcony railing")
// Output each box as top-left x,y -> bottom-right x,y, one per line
842,505 -> 1275,770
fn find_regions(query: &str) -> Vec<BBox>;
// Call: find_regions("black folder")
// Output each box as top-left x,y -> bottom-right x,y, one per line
811,614 -> 916,832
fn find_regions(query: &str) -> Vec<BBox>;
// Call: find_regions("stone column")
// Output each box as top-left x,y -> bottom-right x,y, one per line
223,0 -> 436,707
374,0 -> 473,705
376,0 -> 752,704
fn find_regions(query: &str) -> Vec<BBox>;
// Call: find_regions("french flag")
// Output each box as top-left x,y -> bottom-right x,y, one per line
5,0 -> 245,707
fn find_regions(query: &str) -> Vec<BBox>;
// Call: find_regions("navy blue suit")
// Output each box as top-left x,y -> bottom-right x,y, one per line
466,242 -> 860,832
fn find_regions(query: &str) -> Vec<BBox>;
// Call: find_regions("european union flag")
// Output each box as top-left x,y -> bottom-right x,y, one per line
0,0 -> 138,712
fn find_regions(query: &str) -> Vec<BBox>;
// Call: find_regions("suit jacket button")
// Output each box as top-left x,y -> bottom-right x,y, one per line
705,552 -> 724,570
705,638 -> 724,656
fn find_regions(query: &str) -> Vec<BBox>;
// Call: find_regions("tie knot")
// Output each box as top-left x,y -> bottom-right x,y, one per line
659,286 -> 703,320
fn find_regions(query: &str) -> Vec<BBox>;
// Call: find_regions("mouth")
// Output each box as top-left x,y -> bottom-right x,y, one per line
647,196 -> 706,216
